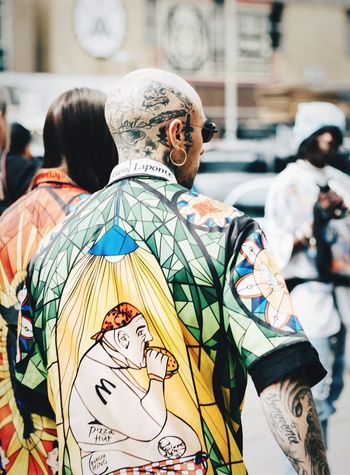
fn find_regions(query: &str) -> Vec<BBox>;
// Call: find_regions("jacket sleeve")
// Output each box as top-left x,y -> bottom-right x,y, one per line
14,278 -> 54,418
222,219 -> 326,394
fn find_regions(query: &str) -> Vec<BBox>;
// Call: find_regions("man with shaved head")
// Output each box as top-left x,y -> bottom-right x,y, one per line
105,68 -> 212,188
16,69 -> 329,475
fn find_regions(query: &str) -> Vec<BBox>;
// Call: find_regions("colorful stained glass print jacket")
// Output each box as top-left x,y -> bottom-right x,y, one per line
0,169 -> 89,475
15,160 -> 325,475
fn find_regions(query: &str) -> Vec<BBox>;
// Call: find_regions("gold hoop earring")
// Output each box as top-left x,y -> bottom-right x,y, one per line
169,148 -> 187,167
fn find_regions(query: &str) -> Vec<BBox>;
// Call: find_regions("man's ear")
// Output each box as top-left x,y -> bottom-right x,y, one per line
167,119 -> 183,149
117,331 -> 130,349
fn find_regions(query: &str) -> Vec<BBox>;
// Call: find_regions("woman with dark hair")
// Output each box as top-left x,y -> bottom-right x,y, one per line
0,87 -> 118,475
42,87 -> 117,192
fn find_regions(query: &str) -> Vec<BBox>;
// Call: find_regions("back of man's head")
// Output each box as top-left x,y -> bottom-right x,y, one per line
105,68 -> 201,162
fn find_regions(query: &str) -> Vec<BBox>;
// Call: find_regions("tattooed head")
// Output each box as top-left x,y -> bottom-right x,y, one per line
105,69 -> 205,182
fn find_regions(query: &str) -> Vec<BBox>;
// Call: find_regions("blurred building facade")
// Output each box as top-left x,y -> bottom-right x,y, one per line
1,0 -> 350,133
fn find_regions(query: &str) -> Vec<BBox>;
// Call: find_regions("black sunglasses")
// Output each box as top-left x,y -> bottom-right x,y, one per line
181,120 -> 218,143
191,121 -> 218,143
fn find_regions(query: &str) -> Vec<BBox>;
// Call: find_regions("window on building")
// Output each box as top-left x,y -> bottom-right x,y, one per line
156,0 -> 272,79
146,0 -> 157,46
213,1 -> 225,72
237,6 -> 272,74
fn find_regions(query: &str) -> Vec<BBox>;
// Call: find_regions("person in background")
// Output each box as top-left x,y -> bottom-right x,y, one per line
0,88 -> 9,151
265,102 -> 350,468
15,69 -> 328,475
0,87 -> 118,475
9,122 -> 32,160
0,87 -> 10,214
3,122 -> 40,206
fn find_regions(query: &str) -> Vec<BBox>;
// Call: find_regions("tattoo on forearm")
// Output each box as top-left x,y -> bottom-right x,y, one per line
261,375 -> 330,475
263,392 -> 300,444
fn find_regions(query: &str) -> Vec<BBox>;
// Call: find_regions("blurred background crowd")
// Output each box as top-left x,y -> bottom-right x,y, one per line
3,0 -> 350,209
0,1 -> 350,474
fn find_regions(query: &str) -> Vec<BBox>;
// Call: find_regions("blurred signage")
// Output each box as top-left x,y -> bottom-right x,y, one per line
237,4 -> 272,76
159,1 -> 211,72
158,0 -> 272,80
73,0 -> 127,59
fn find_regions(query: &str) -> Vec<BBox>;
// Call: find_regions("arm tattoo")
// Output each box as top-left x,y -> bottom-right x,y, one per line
260,374 -> 330,475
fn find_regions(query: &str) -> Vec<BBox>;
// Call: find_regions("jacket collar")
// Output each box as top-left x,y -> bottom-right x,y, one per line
108,158 -> 177,186
31,168 -> 75,189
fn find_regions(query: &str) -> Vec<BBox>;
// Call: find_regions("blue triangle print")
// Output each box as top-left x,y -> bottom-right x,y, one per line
254,231 -> 263,249
251,295 -> 266,313
89,225 -> 138,256
287,314 -> 303,332
236,265 -> 253,278
236,259 -> 254,274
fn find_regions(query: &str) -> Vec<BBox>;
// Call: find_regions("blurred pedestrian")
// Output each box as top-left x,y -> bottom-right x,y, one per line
265,102 -> 350,460
15,69 -> 328,474
9,122 -> 32,159
2,122 -> 40,206
0,87 -> 10,214
0,88 -> 9,150
0,87 -> 118,475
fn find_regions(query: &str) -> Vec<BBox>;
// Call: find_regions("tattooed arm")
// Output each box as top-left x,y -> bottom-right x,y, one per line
260,373 -> 330,475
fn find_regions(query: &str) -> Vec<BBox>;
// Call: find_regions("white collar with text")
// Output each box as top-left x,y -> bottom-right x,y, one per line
108,158 -> 177,186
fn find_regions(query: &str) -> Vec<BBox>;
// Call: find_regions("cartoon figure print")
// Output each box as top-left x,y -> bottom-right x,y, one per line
69,302 -> 207,475
0,442 -> 9,474
46,442 -> 59,475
